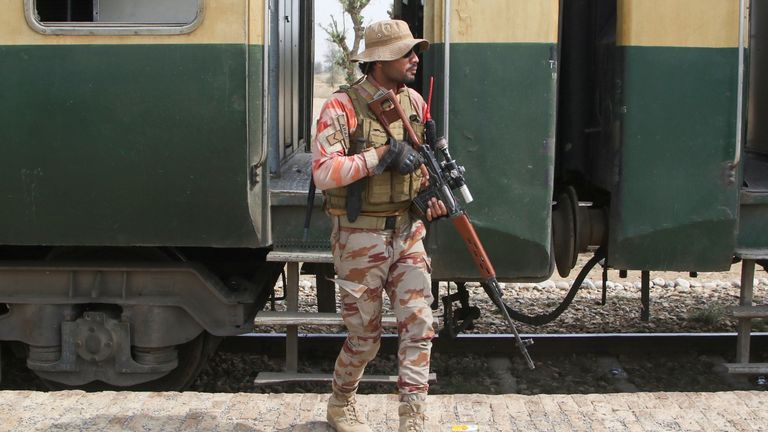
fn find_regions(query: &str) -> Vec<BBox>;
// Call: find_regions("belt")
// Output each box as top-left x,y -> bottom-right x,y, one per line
337,213 -> 410,230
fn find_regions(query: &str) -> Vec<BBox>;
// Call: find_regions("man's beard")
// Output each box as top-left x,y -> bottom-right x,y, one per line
382,67 -> 417,85
400,70 -> 417,84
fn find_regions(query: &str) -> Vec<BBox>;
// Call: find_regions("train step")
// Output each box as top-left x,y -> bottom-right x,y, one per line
253,311 -> 440,330
266,250 -> 333,264
730,305 -> 768,318
253,372 -> 437,385
254,311 -> 397,327
723,362 -> 768,374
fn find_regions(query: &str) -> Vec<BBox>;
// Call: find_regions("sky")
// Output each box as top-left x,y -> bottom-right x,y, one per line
314,0 -> 393,66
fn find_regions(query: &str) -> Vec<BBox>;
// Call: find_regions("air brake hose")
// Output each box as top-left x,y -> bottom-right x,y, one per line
502,249 -> 607,326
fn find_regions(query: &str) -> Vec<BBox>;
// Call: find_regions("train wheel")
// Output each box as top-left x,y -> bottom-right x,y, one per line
38,332 -> 222,391
37,246 -> 222,391
127,332 -> 222,391
552,187 -> 579,277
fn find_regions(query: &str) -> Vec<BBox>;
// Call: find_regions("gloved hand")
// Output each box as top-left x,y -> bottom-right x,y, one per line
374,137 -> 422,175
392,139 -> 423,174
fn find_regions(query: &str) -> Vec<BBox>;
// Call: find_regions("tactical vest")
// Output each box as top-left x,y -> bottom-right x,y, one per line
324,79 -> 425,216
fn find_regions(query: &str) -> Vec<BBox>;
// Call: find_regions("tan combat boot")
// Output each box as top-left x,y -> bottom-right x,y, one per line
398,401 -> 427,432
326,391 -> 372,432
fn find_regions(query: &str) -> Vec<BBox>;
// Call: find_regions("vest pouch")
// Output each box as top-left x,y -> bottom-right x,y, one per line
324,185 -> 348,209
410,121 -> 425,144
391,170 -> 422,202
367,170 -> 393,203
365,126 -> 390,148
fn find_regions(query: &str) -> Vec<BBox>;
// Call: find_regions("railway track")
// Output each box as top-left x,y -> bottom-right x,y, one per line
3,332 -> 767,393
219,332 -> 768,358
193,332 -> 768,395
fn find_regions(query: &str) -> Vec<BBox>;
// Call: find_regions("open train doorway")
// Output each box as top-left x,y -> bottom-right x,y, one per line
268,0 -> 402,252
268,0 -> 399,175
268,0 -> 421,305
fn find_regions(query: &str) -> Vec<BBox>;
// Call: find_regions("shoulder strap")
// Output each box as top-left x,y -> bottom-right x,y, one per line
399,87 -> 419,121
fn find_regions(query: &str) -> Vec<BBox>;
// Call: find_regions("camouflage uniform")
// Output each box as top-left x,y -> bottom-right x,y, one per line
330,216 -> 434,399
311,76 -> 434,402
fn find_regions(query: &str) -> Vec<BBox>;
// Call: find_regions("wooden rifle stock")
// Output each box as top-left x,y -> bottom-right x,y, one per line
452,214 -> 495,279
368,90 -> 423,148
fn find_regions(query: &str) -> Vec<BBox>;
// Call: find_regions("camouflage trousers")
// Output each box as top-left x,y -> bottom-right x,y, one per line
330,216 -> 435,401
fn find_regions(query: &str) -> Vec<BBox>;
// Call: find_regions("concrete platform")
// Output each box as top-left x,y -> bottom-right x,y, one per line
0,391 -> 767,431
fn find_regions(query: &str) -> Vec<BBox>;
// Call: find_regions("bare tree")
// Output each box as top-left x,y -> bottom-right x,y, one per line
324,45 -> 346,88
320,0 -> 371,85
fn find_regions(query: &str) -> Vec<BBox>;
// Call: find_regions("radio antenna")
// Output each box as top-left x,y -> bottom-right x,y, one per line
426,76 -> 434,121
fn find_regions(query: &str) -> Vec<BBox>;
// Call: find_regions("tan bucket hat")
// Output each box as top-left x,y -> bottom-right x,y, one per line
351,19 -> 429,63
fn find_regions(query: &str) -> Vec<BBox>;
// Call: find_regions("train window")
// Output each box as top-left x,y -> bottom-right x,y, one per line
26,0 -> 203,35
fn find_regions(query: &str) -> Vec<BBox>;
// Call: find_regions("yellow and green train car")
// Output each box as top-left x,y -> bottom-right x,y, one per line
0,0 -> 765,388
0,0 -> 276,389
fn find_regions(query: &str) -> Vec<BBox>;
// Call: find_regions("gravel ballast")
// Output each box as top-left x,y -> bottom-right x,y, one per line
258,257 -> 768,335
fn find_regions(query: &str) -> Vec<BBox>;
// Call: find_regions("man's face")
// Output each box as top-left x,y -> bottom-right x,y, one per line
379,49 -> 419,85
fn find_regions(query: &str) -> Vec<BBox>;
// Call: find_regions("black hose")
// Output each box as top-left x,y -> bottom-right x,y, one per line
503,249 -> 606,326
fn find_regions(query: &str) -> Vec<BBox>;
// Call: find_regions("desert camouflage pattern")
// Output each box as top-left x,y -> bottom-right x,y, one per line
329,216 -> 434,400
311,77 -> 427,192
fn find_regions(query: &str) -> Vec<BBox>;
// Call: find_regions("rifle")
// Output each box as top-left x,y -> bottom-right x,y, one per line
368,87 -> 535,369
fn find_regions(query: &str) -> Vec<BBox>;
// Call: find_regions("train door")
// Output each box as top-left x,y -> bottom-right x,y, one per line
419,1 -> 561,281
605,0 -> 742,271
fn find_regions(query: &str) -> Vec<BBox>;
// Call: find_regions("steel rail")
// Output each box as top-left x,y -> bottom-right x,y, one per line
220,332 -> 768,358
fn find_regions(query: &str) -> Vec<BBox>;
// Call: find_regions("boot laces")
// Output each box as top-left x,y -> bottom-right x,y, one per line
404,404 -> 427,432
343,400 -> 365,424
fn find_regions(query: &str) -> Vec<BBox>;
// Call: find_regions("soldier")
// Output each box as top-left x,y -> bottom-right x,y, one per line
311,19 -> 447,432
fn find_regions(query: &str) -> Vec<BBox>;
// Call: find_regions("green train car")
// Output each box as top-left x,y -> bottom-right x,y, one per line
0,0 -> 764,388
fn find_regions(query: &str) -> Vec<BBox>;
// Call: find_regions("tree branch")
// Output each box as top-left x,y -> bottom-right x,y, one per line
319,0 -> 372,85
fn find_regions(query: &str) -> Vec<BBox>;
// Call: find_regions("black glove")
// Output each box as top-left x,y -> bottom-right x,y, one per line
393,139 -> 423,174
374,137 -> 422,175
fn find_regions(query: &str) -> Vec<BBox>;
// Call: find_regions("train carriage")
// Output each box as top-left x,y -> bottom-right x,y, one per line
0,0 -> 765,389
0,0 -> 278,388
